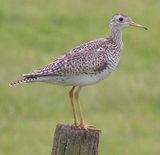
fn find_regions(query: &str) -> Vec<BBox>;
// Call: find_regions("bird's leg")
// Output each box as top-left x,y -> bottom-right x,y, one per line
74,86 -> 85,126
69,86 -> 78,126
75,87 -> 99,131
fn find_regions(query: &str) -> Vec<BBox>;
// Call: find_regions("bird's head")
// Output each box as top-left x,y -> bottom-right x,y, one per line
110,13 -> 147,30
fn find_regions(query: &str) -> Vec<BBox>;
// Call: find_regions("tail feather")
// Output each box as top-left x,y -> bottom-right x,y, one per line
9,77 -> 37,87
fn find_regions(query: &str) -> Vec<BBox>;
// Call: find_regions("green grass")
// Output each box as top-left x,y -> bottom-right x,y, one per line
0,0 -> 160,155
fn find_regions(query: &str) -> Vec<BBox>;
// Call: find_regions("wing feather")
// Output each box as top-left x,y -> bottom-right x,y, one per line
23,38 -> 111,78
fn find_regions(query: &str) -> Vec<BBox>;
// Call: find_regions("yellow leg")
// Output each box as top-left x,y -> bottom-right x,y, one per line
75,87 -> 99,131
75,86 -> 85,126
69,86 -> 78,126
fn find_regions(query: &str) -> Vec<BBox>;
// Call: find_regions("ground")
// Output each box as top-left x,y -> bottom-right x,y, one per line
0,0 -> 160,155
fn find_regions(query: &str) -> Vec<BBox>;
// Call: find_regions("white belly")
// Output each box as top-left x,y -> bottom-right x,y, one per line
39,68 -> 113,86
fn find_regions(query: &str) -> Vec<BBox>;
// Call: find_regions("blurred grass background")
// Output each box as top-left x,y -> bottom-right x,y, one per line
0,0 -> 160,155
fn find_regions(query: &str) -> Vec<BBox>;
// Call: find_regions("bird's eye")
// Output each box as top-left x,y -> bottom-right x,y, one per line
118,17 -> 124,22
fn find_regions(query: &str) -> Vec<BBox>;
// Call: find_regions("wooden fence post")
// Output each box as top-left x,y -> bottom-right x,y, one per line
51,124 -> 100,155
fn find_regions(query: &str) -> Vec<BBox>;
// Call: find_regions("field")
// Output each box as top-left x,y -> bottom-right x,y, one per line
0,0 -> 160,155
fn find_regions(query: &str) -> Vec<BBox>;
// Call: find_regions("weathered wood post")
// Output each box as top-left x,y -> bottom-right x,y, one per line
51,124 -> 100,155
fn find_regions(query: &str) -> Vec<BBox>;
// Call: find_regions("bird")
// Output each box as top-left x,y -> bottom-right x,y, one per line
10,13 -> 147,130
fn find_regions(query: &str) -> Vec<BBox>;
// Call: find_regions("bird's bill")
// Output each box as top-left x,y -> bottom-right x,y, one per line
130,22 -> 148,30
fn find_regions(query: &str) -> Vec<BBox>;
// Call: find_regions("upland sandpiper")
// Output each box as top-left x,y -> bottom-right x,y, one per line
10,13 -> 147,129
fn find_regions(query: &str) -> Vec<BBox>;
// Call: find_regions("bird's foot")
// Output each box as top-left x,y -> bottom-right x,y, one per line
71,123 -> 100,131
77,124 -> 100,131
71,123 -> 78,128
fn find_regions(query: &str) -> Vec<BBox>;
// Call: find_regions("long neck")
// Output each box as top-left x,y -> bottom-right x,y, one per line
109,27 -> 123,49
